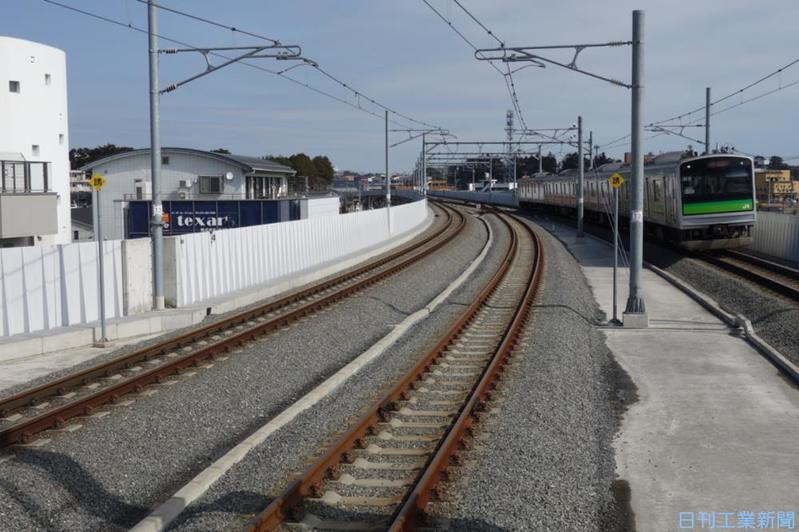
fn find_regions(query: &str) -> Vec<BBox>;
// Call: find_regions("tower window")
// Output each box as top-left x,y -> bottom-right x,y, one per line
9,80 -> 20,93
45,73 -> 51,85
32,145 -> 40,157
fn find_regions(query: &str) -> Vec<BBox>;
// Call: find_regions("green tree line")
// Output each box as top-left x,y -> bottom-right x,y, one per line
265,153 -> 335,190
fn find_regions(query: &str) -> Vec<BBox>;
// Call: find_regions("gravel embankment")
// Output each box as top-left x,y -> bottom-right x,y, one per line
166,214 -> 510,531
428,218 -> 637,531
651,252 -> 799,365
0,209 -> 493,531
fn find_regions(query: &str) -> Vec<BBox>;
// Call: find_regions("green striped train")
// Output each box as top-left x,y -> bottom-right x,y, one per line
518,152 -> 756,250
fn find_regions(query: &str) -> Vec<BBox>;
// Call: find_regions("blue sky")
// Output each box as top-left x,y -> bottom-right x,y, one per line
3,1 -> 798,172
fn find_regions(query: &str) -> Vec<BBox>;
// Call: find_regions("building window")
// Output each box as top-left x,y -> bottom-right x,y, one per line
32,145 -> 40,157
161,156 -> 170,165
59,134 -> 64,145
9,80 -> 20,93
199,175 -> 222,194
45,73 -> 51,85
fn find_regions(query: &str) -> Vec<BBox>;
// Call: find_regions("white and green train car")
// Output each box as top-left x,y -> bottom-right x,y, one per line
518,152 -> 756,250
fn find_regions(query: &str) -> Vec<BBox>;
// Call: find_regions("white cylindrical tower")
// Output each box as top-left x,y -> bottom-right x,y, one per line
0,36 -> 71,245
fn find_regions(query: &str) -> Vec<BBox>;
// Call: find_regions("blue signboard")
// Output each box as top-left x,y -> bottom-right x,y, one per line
126,199 -> 302,238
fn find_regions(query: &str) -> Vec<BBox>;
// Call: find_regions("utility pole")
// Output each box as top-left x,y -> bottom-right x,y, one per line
594,143 -> 600,170
538,144 -> 543,174
93,182 -> 108,346
147,0 -> 164,310
505,110 -> 514,184
145,4 -> 303,311
704,86 -> 711,155
589,130 -> 594,169
577,115 -> 584,237
421,133 -> 427,195
512,155 -> 518,201
624,9 -> 647,326
385,110 -> 391,206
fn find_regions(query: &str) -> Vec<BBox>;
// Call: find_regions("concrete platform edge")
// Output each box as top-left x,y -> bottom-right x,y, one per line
646,263 -> 799,383
0,210 -> 434,364
533,217 -> 798,384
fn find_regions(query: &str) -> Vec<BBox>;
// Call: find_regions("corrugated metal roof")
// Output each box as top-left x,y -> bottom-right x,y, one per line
225,154 -> 296,175
80,147 -> 296,175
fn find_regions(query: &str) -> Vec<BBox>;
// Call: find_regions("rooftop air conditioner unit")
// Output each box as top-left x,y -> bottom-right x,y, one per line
177,179 -> 191,200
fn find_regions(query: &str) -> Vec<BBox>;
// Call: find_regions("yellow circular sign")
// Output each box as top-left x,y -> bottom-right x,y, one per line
608,172 -> 625,188
90,173 -> 107,191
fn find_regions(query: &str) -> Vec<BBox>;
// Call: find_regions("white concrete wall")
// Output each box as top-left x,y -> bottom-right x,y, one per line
748,211 -> 799,262
306,196 -> 340,218
427,189 -> 519,207
0,239 -> 134,336
0,36 -> 71,244
121,238 -> 153,315
165,199 -> 428,307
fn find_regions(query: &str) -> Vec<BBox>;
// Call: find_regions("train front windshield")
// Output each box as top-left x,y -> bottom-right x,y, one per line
680,157 -> 753,215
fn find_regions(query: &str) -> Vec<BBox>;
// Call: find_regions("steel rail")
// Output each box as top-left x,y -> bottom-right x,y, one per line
699,251 -> 799,302
246,211 -> 543,531
723,250 -> 799,282
389,213 -> 542,530
0,203 -> 467,447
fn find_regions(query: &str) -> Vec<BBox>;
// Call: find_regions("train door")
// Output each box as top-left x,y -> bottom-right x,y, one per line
664,173 -> 676,225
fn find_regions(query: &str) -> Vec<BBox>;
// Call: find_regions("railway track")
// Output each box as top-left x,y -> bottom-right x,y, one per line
698,249 -> 799,302
0,202 -> 468,449
246,211 -> 543,531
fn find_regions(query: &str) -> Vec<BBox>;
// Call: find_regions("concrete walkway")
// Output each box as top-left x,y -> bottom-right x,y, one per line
546,223 -> 799,532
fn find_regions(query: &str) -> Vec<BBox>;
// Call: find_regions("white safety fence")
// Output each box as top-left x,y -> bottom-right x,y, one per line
748,211 -> 799,262
167,199 -> 428,307
427,190 -> 519,207
0,240 -> 126,337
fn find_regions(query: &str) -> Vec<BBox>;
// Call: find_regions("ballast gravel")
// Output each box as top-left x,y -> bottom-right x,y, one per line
0,209 -> 494,531
427,218 -> 637,531
166,214 -> 510,531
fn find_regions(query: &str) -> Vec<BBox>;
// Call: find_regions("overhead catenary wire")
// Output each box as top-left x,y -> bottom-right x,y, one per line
42,0 -> 441,131
649,56 -> 799,127
146,0 -> 443,130
134,0 -> 281,45
422,0 -> 530,132
599,57 -> 799,150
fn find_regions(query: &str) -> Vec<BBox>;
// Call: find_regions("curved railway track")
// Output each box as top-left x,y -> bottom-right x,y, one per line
0,202 -> 469,448
698,249 -> 799,302
246,211 -> 543,531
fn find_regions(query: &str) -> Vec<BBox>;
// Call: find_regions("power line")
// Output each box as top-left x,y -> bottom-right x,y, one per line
710,78 -> 799,118
422,0 -> 529,131
42,0 -> 441,130
143,0 -> 442,130
452,0 -> 503,47
649,56 -> 799,127
598,56 -> 799,150
134,0 -> 280,45
450,1 -> 530,132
